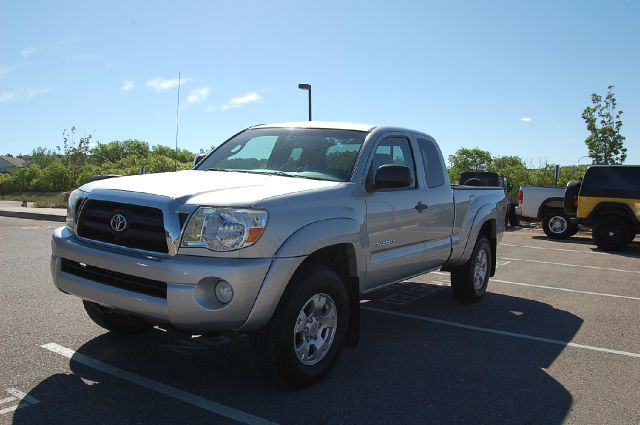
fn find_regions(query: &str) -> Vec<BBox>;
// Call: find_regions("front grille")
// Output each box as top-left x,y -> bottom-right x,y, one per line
61,258 -> 167,299
77,200 -> 168,253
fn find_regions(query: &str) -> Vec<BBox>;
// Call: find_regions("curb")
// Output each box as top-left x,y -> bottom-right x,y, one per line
0,210 -> 66,222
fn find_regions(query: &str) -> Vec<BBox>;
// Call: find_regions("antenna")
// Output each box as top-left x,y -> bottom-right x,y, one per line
174,72 -> 181,171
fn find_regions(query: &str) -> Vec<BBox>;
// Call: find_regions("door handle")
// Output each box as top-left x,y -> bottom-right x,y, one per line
415,201 -> 428,213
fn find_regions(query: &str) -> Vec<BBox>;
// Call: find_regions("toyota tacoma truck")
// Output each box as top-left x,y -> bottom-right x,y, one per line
51,122 -> 507,388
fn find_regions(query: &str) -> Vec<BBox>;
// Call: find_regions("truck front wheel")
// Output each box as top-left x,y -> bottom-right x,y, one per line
252,266 -> 349,388
451,236 -> 491,302
83,300 -> 152,334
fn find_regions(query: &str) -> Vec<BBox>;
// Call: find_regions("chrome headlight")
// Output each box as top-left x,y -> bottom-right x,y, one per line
181,207 -> 268,251
66,189 -> 87,231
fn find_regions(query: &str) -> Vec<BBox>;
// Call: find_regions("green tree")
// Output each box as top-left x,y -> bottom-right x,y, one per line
39,161 -> 73,191
12,165 -> 44,192
57,127 -> 92,186
91,139 -> 150,164
29,147 -> 59,168
489,155 -> 529,200
582,85 -> 627,165
447,148 -> 493,183
0,173 -> 14,194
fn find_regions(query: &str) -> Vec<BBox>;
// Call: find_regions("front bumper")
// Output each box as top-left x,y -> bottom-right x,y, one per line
51,226 -> 277,332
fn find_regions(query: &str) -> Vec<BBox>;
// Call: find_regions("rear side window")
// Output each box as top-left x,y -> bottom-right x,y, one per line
417,138 -> 445,188
581,166 -> 640,198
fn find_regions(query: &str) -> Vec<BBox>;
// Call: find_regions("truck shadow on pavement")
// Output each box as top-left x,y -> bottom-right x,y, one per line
15,283 -> 583,425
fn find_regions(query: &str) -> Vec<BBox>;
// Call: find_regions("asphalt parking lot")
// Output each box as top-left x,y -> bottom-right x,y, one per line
1,217 -> 639,424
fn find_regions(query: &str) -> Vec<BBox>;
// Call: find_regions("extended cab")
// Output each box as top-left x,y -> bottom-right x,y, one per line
51,122 -> 506,387
565,165 -> 640,251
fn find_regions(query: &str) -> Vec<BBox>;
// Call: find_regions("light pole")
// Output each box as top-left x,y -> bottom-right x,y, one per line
298,83 -> 312,121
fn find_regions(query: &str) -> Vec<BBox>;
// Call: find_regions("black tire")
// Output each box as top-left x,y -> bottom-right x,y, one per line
625,231 -> 637,245
451,236 -> 491,302
508,204 -> 520,227
542,209 -> 577,239
83,300 -> 152,334
252,266 -> 349,389
592,216 -> 633,251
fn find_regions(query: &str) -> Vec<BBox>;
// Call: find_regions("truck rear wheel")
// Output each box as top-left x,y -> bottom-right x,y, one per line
592,216 -> 633,251
83,300 -> 152,334
451,236 -> 491,302
252,266 -> 349,388
542,209 -> 577,239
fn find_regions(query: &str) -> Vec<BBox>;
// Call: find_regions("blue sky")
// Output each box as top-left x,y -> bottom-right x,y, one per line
1,0 -> 638,165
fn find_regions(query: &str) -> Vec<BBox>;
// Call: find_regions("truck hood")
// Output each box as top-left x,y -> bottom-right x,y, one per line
80,170 -> 342,206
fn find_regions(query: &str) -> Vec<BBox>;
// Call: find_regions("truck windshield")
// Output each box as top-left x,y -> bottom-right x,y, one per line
196,128 -> 367,182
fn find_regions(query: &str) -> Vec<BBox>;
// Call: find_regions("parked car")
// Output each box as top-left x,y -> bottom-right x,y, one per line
516,186 -> 577,239
460,171 -> 519,226
51,121 -> 506,387
564,165 -> 640,251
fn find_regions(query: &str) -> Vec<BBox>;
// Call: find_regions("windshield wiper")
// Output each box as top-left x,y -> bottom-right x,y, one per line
207,168 -> 231,172
263,171 -> 295,177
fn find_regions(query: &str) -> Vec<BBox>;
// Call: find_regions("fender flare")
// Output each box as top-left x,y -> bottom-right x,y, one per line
240,218 -> 365,332
537,197 -> 564,219
460,203 -> 498,266
589,202 -> 638,225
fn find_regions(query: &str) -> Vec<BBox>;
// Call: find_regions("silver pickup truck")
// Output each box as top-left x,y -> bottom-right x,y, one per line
51,122 -> 506,387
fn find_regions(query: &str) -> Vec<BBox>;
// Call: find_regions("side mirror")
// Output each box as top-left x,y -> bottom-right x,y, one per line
193,153 -> 207,167
374,164 -> 412,190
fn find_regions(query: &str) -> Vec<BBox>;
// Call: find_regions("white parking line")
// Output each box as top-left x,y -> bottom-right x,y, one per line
499,257 -> 640,274
500,243 -> 609,255
491,279 -> 640,301
0,388 -> 40,415
422,275 -> 640,301
362,306 -> 640,359
41,343 -> 277,425
501,242 -> 640,258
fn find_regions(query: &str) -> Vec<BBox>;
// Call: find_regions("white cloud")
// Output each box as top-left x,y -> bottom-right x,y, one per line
187,87 -> 210,104
229,92 -> 260,106
521,117 -> 532,123
24,87 -> 50,99
0,91 -> 16,103
218,92 -> 261,111
146,77 -> 188,91
121,80 -> 134,92
0,65 -> 15,79
20,46 -> 37,58
71,53 -> 102,61
0,87 -> 49,103
204,105 -> 218,112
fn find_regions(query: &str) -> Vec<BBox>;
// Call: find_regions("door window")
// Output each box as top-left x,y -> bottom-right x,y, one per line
370,137 -> 416,188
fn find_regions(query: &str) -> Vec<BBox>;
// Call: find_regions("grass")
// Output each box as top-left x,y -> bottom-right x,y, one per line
0,192 -> 68,208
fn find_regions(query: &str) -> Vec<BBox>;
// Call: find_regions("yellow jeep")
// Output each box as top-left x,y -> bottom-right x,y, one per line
565,165 -> 639,251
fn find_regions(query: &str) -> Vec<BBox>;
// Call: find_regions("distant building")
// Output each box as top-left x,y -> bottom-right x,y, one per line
0,156 -> 28,173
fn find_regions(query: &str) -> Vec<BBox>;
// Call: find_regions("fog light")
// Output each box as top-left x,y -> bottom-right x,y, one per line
214,280 -> 233,304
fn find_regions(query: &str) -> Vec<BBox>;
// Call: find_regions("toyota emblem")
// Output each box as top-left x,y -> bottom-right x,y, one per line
110,213 -> 128,232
